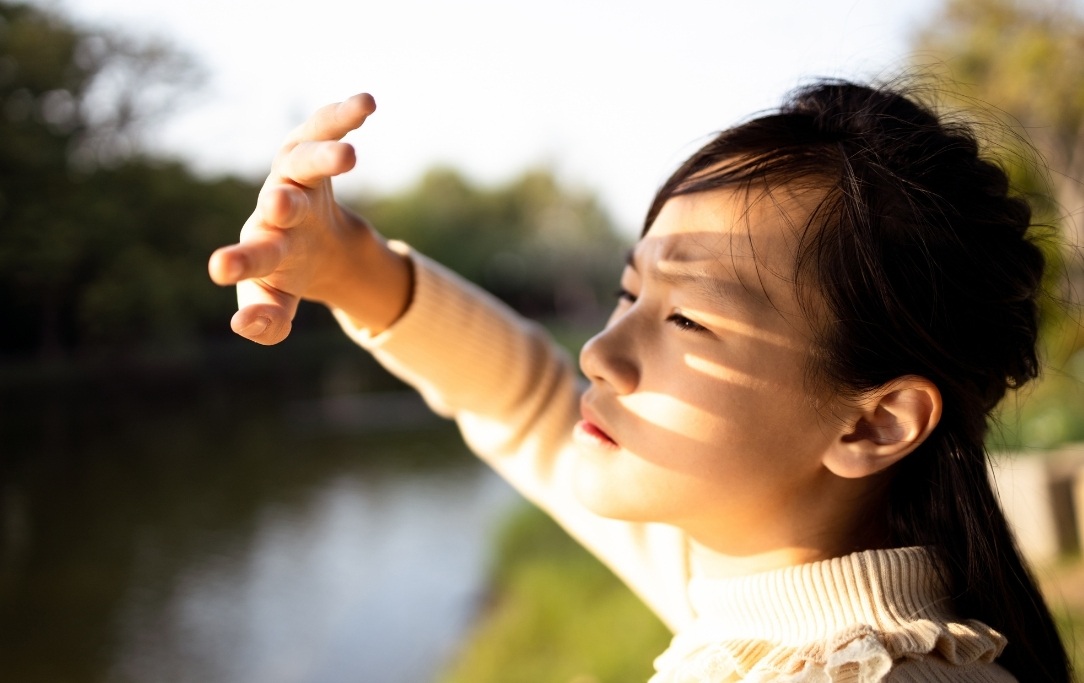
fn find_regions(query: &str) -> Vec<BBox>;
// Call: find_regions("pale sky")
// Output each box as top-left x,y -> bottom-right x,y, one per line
45,0 -> 941,234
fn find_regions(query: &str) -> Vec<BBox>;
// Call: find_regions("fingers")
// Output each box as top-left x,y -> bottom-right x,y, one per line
231,279 -> 300,345
257,184 -> 309,228
209,228 -> 297,345
208,239 -> 285,287
284,93 -> 376,147
208,186 -> 307,286
275,140 -> 357,188
275,94 -> 373,187
208,209 -> 290,284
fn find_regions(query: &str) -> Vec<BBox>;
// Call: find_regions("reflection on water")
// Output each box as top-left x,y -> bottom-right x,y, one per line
0,382 -> 517,683
112,466 -> 514,683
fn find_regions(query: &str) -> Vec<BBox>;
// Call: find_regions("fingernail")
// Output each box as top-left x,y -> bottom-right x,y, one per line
242,317 -> 270,336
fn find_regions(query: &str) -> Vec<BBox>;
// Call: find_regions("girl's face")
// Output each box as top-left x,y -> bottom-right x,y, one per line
574,187 -> 857,558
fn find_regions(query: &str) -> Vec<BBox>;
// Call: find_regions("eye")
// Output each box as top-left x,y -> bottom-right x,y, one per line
615,288 -> 637,303
666,312 -> 708,334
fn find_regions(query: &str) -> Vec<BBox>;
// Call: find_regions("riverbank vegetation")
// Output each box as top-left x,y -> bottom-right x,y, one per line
441,504 -> 670,683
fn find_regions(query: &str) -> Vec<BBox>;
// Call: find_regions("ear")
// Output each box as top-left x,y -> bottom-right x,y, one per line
823,376 -> 943,479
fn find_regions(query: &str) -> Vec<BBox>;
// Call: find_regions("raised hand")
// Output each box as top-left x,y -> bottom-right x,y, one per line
208,94 -> 412,345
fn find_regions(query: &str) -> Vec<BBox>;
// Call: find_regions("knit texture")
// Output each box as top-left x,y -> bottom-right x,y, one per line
651,547 -> 1009,682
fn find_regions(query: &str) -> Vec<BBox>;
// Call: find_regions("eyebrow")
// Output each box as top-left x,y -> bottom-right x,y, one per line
624,249 -> 769,311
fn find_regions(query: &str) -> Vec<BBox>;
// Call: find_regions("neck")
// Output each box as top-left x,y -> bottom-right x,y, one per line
686,541 -> 830,579
683,475 -> 894,580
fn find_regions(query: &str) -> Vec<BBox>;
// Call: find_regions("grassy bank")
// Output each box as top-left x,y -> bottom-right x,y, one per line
1057,608 -> 1084,681
1045,558 -> 1084,680
439,504 -> 670,683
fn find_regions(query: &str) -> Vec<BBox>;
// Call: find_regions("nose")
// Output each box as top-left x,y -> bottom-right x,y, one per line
579,318 -> 640,395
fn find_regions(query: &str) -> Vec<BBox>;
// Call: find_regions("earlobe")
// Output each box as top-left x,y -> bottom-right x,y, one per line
824,377 -> 943,479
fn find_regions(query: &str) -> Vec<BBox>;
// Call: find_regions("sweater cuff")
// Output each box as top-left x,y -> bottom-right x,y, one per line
331,240 -> 509,353
329,240 -> 547,418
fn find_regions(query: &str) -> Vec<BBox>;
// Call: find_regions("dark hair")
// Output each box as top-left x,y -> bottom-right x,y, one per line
645,80 -> 1072,681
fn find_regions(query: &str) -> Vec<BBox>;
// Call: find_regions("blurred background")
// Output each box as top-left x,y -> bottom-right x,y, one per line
1,0 -> 1082,681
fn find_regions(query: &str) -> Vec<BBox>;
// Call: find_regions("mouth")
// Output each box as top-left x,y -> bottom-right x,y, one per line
575,402 -> 619,449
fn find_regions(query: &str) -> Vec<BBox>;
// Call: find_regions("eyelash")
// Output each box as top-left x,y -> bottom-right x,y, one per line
614,289 -> 708,334
666,313 -> 707,333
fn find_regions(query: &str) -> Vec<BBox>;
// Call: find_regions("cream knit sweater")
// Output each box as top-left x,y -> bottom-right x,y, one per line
333,245 -> 1015,682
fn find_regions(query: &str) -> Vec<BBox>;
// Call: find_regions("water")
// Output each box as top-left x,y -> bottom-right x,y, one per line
111,466 -> 514,683
0,385 -> 518,683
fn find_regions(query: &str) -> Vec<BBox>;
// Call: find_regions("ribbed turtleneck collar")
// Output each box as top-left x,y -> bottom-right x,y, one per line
650,547 -> 1008,682
685,547 -> 948,643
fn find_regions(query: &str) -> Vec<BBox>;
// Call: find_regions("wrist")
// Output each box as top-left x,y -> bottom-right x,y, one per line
310,213 -> 414,335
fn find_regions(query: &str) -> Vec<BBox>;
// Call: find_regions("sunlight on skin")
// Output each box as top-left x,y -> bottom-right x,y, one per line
673,303 -> 808,352
573,187 -> 886,576
681,353 -> 775,392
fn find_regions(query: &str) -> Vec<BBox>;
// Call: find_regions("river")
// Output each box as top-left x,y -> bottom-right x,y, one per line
0,386 -> 519,683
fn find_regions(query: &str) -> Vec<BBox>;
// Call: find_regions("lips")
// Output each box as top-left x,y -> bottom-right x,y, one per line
576,400 -> 619,448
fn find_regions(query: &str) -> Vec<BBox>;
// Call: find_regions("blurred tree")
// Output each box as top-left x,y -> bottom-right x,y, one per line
0,1 -> 249,357
352,167 -> 625,323
0,1 -> 202,167
69,163 -> 256,348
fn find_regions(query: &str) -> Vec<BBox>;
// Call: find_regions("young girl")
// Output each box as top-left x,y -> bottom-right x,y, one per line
208,81 -> 1074,681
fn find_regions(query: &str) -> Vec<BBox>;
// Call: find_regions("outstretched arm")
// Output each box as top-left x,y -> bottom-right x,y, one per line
207,94 -> 412,344
208,95 -> 694,631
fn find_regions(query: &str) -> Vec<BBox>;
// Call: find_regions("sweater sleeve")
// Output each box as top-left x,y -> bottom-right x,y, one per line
331,243 -> 695,632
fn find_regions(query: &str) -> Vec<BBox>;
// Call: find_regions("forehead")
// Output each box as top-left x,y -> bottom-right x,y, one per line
637,187 -> 814,287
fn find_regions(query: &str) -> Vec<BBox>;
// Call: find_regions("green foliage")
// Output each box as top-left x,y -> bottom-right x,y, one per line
0,0 -> 241,357
71,163 -> 257,346
0,154 -> 258,355
0,1 -> 201,167
440,504 -> 671,683
916,0 -> 1084,149
1053,607 -> 1084,683
991,342 -> 1084,451
351,167 -> 625,322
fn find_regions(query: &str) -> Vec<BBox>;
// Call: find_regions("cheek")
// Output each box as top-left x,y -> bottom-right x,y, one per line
571,441 -> 731,523
628,365 -> 835,475
612,392 -> 775,505
628,365 -> 815,444
623,391 -> 742,454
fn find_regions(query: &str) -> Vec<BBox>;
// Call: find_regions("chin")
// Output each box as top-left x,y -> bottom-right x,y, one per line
570,463 -> 665,523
